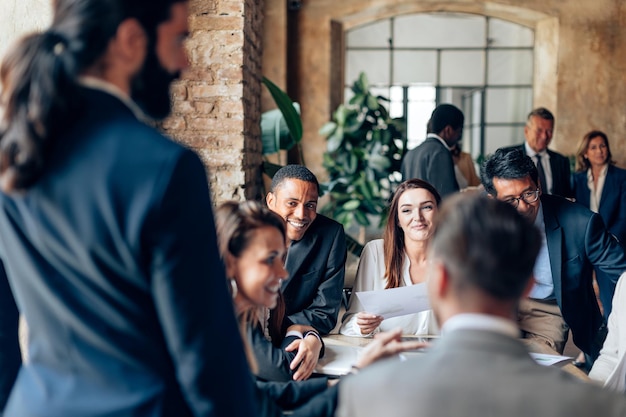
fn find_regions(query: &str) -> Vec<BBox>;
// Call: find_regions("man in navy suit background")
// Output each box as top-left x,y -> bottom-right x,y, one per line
0,0 -> 256,416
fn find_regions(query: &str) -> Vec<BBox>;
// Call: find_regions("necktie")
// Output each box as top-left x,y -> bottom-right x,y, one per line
536,153 -> 548,194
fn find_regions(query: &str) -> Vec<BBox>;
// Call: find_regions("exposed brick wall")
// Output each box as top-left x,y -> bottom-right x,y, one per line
163,0 -> 264,205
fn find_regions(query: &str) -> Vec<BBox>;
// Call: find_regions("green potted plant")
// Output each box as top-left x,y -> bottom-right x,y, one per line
261,77 -> 303,178
320,72 -> 405,232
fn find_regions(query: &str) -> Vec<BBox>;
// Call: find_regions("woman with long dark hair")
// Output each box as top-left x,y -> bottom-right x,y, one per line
340,179 -> 441,336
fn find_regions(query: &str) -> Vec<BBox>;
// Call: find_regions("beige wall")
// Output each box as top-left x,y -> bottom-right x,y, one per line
263,0 -> 626,180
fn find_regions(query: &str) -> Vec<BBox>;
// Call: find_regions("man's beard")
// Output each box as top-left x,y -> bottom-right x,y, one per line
130,47 -> 180,121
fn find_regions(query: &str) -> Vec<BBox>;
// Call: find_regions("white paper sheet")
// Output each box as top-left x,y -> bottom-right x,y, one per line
315,345 -> 363,376
529,352 -> 571,366
355,283 -> 431,319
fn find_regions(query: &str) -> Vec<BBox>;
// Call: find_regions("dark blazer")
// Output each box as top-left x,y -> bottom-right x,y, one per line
248,322 -> 298,382
337,329 -> 626,417
572,165 -> 626,243
256,378 -> 337,417
0,262 -> 20,413
280,214 -> 346,335
0,88 -> 256,417
572,164 -> 626,317
507,144 -> 573,198
541,194 -> 626,357
401,136 -> 459,198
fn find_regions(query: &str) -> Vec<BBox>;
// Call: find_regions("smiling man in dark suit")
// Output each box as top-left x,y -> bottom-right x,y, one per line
481,148 -> 626,361
266,165 -> 347,337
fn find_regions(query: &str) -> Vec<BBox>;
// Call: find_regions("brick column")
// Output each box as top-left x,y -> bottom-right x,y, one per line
163,0 -> 264,204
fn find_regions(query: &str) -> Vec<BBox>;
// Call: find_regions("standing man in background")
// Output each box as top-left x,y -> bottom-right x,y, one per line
0,0 -> 256,416
506,107 -> 573,198
401,104 -> 464,198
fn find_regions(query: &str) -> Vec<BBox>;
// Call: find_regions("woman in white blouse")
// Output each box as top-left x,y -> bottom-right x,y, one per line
340,179 -> 440,337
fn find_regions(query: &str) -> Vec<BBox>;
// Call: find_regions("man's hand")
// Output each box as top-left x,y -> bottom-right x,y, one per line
285,333 -> 322,381
356,312 -> 384,335
355,328 -> 428,369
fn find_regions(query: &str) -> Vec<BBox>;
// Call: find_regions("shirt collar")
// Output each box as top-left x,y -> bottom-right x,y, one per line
524,142 -> 548,158
78,76 -> 147,122
427,133 -> 451,151
441,313 -> 520,338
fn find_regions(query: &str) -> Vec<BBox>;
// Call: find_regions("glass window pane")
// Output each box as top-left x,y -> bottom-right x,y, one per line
485,88 -> 532,123
389,100 -> 403,119
487,50 -> 533,85
346,50 -> 390,86
389,86 -> 404,101
488,19 -> 534,47
347,19 -> 391,48
406,101 -> 436,149
440,51 -> 484,86
485,126 -> 524,155
394,13 -> 485,48
408,85 -> 436,102
393,51 -> 437,84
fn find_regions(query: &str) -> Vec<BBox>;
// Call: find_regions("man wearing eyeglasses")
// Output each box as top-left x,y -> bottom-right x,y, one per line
480,148 -> 626,362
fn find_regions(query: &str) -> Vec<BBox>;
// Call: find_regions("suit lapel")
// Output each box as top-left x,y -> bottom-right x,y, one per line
542,198 -> 563,305
283,229 -> 315,292
599,165 -> 615,220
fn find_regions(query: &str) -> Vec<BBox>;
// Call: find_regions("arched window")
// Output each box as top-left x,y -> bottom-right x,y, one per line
345,12 -> 534,158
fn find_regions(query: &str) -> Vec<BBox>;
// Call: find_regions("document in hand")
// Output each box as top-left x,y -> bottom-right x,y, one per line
355,282 -> 430,319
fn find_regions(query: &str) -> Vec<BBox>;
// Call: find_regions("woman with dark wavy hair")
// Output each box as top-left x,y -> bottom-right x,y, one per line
340,179 -> 441,337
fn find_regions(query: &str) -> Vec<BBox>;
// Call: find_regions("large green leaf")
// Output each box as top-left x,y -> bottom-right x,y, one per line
262,77 -> 302,143
261,105 -> 300,154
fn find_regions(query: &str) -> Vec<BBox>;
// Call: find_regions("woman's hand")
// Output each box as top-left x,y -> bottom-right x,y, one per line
285,332 -> 322,381
356,312 -> 384,335
355,328 -> 428,369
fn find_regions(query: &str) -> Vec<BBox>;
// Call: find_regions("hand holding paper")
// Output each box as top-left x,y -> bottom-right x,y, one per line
355,282 -> 431,320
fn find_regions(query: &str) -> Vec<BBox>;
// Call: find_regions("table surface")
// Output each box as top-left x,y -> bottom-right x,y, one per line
322,333 -> 589,381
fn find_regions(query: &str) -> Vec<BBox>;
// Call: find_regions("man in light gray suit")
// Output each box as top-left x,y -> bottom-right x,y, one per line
336,193 -> 626,417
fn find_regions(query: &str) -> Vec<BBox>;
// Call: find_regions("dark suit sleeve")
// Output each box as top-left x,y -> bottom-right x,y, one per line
256,378 -> 337,417
287,225 -> 346,335
585,212 -> 626,299
248,323 -> 297,382
0,261 -> 20,413
147,150 -> 257,417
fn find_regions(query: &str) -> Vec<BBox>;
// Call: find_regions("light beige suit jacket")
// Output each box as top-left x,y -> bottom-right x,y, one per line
337,329 -> 626,417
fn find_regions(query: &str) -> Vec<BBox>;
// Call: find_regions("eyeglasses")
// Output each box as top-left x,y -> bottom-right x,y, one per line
502,189 -> 540,208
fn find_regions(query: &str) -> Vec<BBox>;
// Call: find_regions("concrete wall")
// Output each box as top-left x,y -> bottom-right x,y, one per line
263,0 -> 626,179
